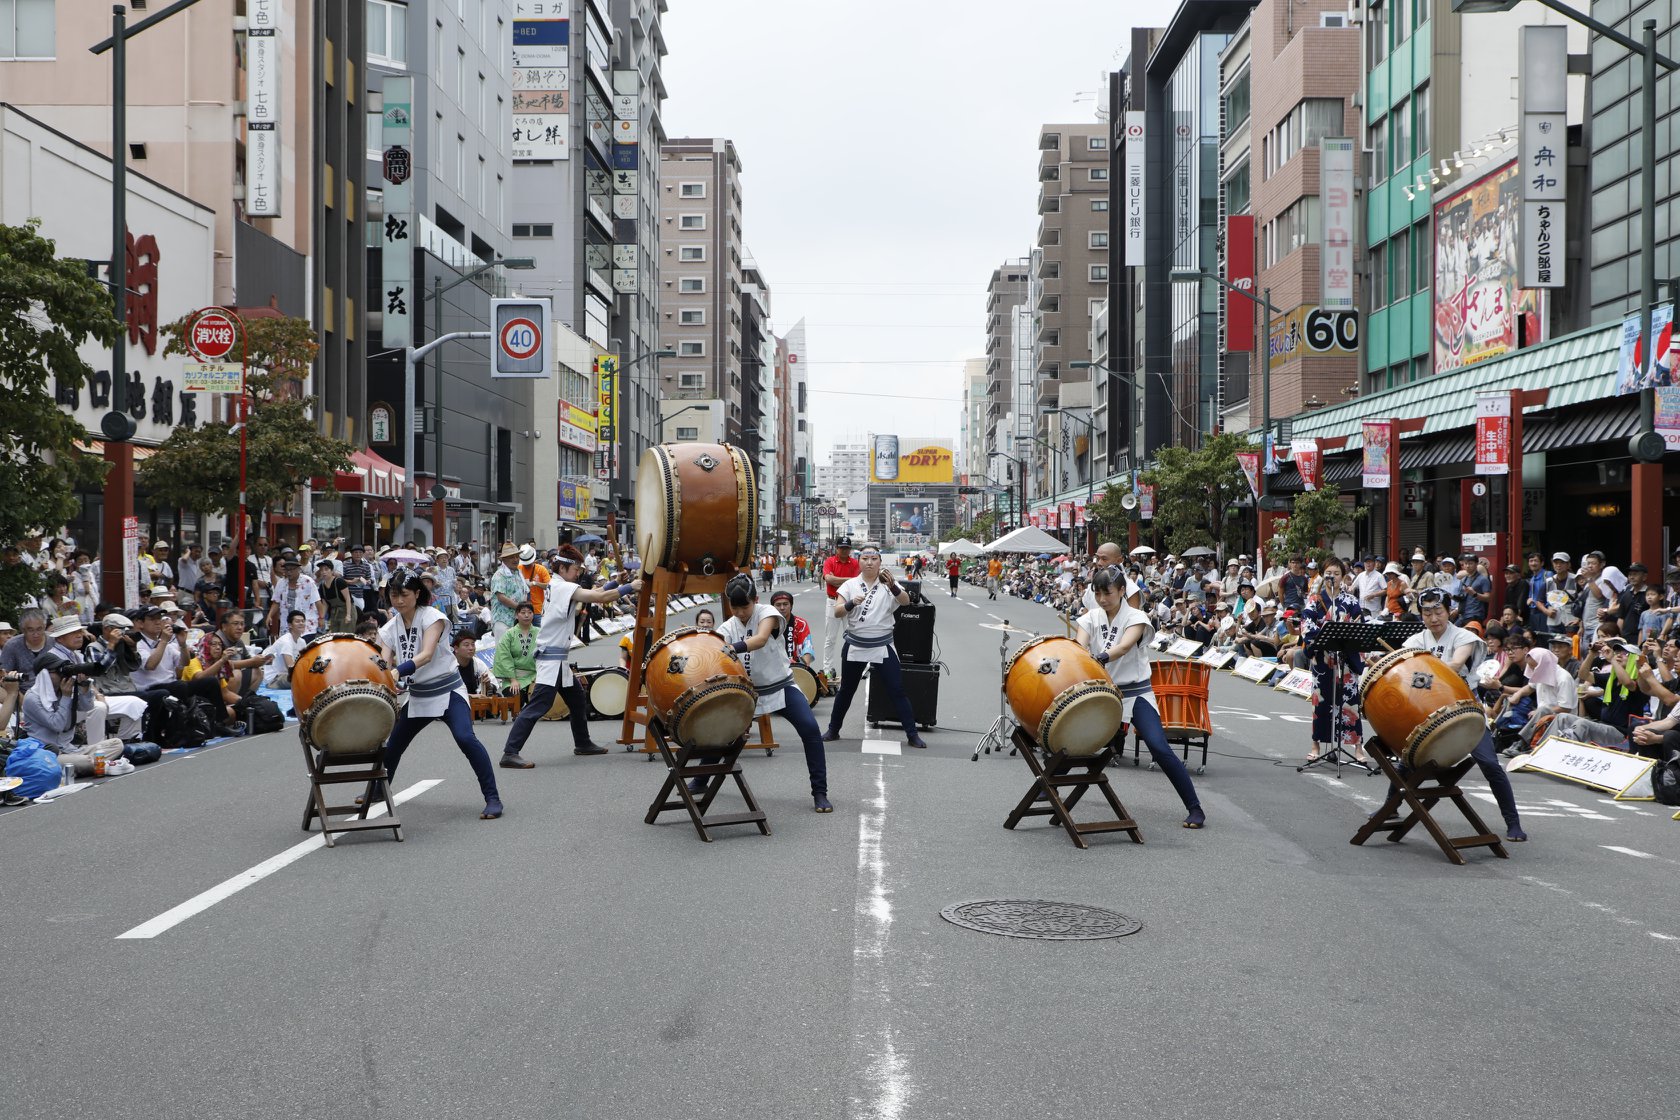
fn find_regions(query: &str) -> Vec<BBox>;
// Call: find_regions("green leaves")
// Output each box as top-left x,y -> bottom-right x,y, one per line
1139,432 -> 1254,558
1267,484 -> 1365,565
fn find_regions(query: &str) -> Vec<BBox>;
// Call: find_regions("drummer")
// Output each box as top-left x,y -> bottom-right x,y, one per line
376,568 -> 503,821
1396,588 -> 1527,842
497,543 -> 640,768
712,574 -> 832,812
769,588 -> 815,669
823,544 -> 927,748
1077,564 -> 1206,829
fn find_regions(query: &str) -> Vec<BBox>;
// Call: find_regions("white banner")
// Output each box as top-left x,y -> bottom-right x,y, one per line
1124,112 -> 1145,267
1319,138 -> 1356,311
244,0 -> 283,216
1515,737 -> 1656,799
379,75 -> 414,349
245,123 -> 281,217
512,13 -> 570,161
1520,200 -> 1565,288
1519,25 -> 1568,289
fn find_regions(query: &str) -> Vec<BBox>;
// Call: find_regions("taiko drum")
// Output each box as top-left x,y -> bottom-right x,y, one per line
1004,636 -> 1124,756
290,634 -> 398,755
635,443 -> 759,575
642,627 -> 757,748
1358,648 -> 1487,768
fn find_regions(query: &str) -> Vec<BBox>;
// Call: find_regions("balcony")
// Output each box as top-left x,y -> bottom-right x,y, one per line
1036,275 -> 1063,311
1039,131 -> 1061,151
1037,191 -> 1061,215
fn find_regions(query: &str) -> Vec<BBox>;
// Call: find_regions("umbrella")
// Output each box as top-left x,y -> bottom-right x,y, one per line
1180,546 -> 1215,558
1130,545 -> 1157,556
382,548 -> 427,565
1051,554 -> 1070,563
1037,553 -> 1051,560
571,533 -> 605,545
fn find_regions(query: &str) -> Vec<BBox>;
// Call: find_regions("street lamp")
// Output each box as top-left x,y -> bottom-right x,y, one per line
988,449 -> 1027,529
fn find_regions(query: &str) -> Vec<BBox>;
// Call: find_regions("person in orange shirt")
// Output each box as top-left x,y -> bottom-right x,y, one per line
517,545 -> 551,613
986,555 -> 1003,600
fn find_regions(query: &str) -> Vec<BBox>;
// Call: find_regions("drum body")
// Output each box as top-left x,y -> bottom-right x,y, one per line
290,635 -> 398,756
634,443 -> 759,575
1359,648 -> 1486,768
643,628 -> 756,747
790,662 -> 820,706
1004,636 -> 1124,756
587,667 -> 630,719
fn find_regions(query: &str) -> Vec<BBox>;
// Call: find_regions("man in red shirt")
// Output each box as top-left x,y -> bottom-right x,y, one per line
821,538 -> 860,678
946,554 -> 962,598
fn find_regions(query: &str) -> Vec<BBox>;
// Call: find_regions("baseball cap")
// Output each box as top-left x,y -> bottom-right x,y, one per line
1551,551 -> 1571,563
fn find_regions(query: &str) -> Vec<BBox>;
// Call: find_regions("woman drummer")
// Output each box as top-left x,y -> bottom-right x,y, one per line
1076,564 -> 1206,829
498,543 -> 640,768
377,567 -> 503,821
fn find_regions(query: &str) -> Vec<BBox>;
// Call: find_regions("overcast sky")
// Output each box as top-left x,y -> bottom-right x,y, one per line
660,1 -> 1180,466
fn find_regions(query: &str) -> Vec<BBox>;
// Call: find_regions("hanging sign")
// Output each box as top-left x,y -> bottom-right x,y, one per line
1474,393 -> 1511,475
1362,420 -> 1394,490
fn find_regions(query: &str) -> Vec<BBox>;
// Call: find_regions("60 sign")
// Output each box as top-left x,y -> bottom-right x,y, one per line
1302,308 -> 1359,353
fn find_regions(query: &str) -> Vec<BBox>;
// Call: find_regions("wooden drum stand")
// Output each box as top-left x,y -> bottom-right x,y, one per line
1349,736 -> 1508,865
642,716 -> 770,843
1003,727 -> 1142,850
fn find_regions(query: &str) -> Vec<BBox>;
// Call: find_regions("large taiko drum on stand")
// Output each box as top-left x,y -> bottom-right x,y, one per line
635,443 -> 759,575
1004,636 -> 1124,757
291,635 -> 399,755
1359,648 -> 1487,768
642,628 -> 757,748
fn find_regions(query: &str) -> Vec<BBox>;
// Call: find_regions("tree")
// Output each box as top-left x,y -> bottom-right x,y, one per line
1267,484 -> 1365,565
1140,432 -> 1251,558
0,220 -> 121,616
137,312 -> 353,535
1083,484 -> 1136,548
968,508 -> 1001,542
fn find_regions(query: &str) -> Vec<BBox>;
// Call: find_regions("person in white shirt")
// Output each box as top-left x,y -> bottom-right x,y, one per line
1397,589 -> 1527,841
1354,556 -> 1387,617
267,555 -> 322,634
822,545 -> 927,748
711,574 -> 831,812
1076,565 -> 1206,829
263,610 -> 311,688
375,568 -> 502,821
497,543 -> 638,768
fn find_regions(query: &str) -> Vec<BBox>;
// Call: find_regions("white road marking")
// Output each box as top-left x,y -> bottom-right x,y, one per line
1597,799 -> 1655,815
857,656 -> 903,755
1603,845 -> 1656,859
116,780 -> 442,940
848,759 -> 911,1119
1520,875 -> 1680,948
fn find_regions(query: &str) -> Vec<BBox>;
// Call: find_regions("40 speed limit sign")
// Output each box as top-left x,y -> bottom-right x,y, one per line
492,298 -> 553,378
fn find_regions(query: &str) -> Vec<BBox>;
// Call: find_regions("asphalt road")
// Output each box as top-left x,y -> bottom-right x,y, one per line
4,578 -> 1678,1119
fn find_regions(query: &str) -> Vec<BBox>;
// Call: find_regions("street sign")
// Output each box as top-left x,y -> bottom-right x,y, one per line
189,309 -> 237,361
491,297 -> 552,378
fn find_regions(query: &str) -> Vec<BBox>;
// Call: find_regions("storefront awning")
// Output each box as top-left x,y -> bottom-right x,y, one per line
339,449 -> 405,498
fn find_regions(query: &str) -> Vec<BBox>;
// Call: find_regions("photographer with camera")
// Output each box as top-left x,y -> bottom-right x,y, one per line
1,609 -> 54,735
21,650 -> 99,755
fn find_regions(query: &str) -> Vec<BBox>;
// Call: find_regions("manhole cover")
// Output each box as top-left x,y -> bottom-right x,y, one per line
939,899 -> 1141,941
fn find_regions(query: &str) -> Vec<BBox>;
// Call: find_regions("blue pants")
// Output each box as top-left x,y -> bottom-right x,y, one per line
1389,729 -> 1523,831
383,692 -> 499,802
1112,697 -> 1202,814
502,680 -> 593,756
696,684 -> 828,795
826,644 -> 921,741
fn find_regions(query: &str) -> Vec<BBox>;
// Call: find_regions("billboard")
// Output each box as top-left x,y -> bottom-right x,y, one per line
1226,215 -> 1255,351
886,499 -> 935,549
1615,304 -> 1677,394
869,437 -> 954,484
1433,161 -> 1541,373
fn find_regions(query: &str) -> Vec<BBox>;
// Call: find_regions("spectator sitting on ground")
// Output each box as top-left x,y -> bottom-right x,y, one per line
264,611 -> 311,689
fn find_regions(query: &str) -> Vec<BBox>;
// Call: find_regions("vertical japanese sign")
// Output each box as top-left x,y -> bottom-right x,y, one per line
1474,393 -> 1512,475
380,75 -> 414,349
1292,439 -> 1321,491
512,4 -> 570,160
595,354 -> 618,481
1059,501 -> 1074,530
122,516 -> 140,610
1226,216 -> 1255,350
1235,450 -> 1260,501
1519,25 -> 1567,289
1124,112 -> 1146,266
1319,138 -> 1356,311
611,68 -> 641,294
1074,501 -> 1087,527
244,0 -> 282,217
1361,421 -> 1394,490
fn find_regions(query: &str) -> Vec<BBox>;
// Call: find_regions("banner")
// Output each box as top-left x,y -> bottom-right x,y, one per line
1263,432 -> 1278,475
594,354 -> 618,481
1474,393 -> 1511,475
1058,501 -> 1073,530
379,76 -> 415,349
870,437 -> 953,484
1434,161 -> 1541,372
1074,501 -> 1086,527
1226,216 -> 1255,350
1319,138 -> 1356,311
1124,112 -> 1145,267
1137,483 -> 1155,521
1615,304 -> 1676,395
1292,439 -> 1321,491
1268,304 -> 1359,372
1656,386 -> 1680,450
1518,25 -> 1567,289
1361,420 -> 1394,490
1236,450 -> 1260,501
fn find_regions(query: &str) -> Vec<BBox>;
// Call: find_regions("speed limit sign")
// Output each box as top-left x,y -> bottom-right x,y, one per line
491,298 -> 552,378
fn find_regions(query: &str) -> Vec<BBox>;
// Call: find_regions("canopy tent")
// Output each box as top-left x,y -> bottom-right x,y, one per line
938,538 -> 985,556
985,526 -> 1069,554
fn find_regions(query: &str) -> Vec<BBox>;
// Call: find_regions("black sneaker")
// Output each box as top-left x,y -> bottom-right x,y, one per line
573,742 -> 608,756
499,752 -> 535,769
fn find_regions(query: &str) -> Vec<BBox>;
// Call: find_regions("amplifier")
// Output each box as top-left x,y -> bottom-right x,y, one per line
893,602 -> 936,664
867,660 -> 940,731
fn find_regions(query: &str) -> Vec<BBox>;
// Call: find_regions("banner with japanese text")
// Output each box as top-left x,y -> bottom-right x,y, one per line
1292,439 -> 1321,491
1474,393 -> 1511,475
1361,421 -> 1394,490
1235,450 -> 1260,501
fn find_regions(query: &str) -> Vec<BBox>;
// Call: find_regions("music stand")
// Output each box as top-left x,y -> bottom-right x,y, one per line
1298,621 -> 1421,776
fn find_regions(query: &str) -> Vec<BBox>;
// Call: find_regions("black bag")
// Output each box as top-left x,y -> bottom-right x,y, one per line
236,692 -> 285,735
123,740 -> 163,765
143,694 -> 219,749
1653,751 -> 1680,807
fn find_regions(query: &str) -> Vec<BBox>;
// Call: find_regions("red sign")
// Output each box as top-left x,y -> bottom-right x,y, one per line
1475,409 -> 1511,475
1293,439 -> 1322,491
1226,216 -> 1255,351
189,309 -> 238,360
499,316 -> 542,360
1058,501 -> 1073,529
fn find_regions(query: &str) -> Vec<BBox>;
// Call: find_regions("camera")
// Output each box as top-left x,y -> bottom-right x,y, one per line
59,661 -> 105,679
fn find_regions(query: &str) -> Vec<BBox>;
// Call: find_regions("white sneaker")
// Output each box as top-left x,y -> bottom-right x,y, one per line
104,758 -> 136,776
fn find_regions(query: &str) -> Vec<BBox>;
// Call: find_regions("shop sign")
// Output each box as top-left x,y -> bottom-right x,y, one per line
1474,393 -> 1511,475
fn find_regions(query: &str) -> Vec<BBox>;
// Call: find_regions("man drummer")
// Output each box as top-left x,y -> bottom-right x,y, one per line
769,589 -> 815,669
498,543 -> 639,768
823,544 -> 927,748
1392,588 -> 1528,842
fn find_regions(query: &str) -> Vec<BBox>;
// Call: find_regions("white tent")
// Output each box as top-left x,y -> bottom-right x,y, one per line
985,526 -> 1069,554
938,538 -> 985,556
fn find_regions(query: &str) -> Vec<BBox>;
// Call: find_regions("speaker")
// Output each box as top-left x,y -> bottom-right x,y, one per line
893,602 -> 936,664
867,661 -> 940,730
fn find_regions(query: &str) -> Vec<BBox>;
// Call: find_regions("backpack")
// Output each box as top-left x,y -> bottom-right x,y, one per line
236,692 -> 285,735
143,695 -> 219,749
1653,752 -> 1680,807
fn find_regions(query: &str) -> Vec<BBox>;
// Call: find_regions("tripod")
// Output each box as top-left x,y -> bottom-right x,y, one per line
973,619 -> 1024,761
1297,619 -> 1420,778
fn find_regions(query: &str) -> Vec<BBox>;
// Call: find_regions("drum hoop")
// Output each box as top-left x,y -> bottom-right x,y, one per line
731,446 -> 757,569
668,677 -> 755,730
298,632 -> 378,657
657,444 -> 681,567
300,680 -> 397,744
1358,647 -> 1423,705
1036,678 -> 1121,748
1406,699 -> 1486,754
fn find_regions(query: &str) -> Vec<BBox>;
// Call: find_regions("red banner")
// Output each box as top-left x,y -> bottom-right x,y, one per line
1474,395 -> 1511,475
1293,439 -> 1322,491
1058,501 -> 1073,529
1226,216 -> 1255,351
1235,450 -> 1260,500
1074,501 -> 1086,527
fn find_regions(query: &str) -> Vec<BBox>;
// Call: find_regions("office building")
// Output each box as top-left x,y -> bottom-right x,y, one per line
742,258 -> 777,545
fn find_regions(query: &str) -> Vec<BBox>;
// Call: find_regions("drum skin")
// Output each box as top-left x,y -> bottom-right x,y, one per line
290,635 -> 398,755
635,443 -> 759,575
1359,648 -> 1487,768
587,667 -> 630,718
790,662 -> 820,706
1005,636 -> 1124,756
643,627 -> 756,748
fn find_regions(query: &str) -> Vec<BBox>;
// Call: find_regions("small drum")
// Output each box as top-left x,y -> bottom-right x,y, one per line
790,662 -> 821,707
642,627 -> 756,748
1359,648 -> 1487,768
1004,636 -> 1124,756
290,635 -> 398,756
586,667 -> 630,719
634,442 -> 759,575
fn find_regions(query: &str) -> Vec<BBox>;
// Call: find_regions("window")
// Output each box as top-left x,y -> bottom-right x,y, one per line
1089,231 -> 1109,249
1271,99 -> 1345,173
1392,98 -> 1411,174
1368,1 -> 1389,65
679,246 -> 705,261
1089,265 -> 1109,282
1391,227 -> 1410,296
680,182 -> 706,198
1413,84 -> 1430,161
477,155 -> 486,207
1368,115 -> 1388,185
674,426 -> 699,441
678,372 -> 705,389
456,48 -> 467,104
1041,261 -> 1061,279
456,134 -> 466,192
679,277 -> 705,293
1414,218 -> 1432,295
1091,198 -> 1109,211
679,214 -> 706,230
366,0 -> 407,67
679,309 -> 704,325
366,110 -> 384,157
678,341 -> 705,357
1225,160 -> 1251,214
1089,167 -> 1109,182
1263,197 -> 1322,266
479,74 -> 487,131
1224,72 -> 1250,130
1370,242 -> 1387,308
1088,136 -> 1108,150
